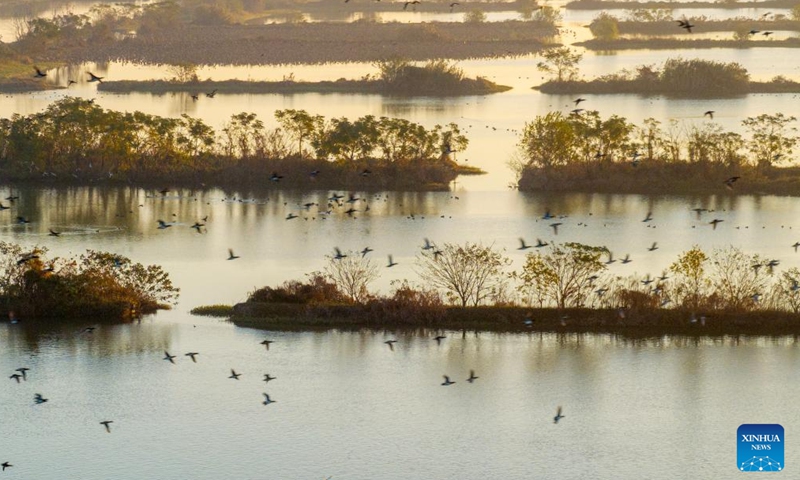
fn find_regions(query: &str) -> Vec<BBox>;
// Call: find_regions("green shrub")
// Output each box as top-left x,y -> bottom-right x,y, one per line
589,13 -> 620,40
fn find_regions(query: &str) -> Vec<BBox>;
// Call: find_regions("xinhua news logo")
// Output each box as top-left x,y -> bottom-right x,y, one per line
738,424 -> 784,472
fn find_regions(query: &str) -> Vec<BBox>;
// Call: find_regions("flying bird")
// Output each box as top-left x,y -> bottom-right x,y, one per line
518,238 -> 531,250
49,229 -> 61,237
360,247 -> 373,257
229,369 -> 242,380
554,406 -> 565,423
34,393 -> 48,404
467,370 -> 479,383
724,176 -> 740,189
434,335 -> 446,345
333,247 -> 347,260
100,420 -> 113,433
709,219 -> 724,229
185,352 -> 199,363
260,339 -> 273,350
386,255 -> 398,267
34,66 -> 46,78
262,393 -> 276,405
550,223 -> 562,235
163,351 -> 176,364
441,375 -> 455,386
704,110 -> 714,119
677,19 -> 695,33
648,242 -> 658,251
384,339 -> 397,351
87,72 -> 104,83
2,462 -> 12,471
227,249 -> 239,260
157,220 -> 172,229
263,374 -> 277,383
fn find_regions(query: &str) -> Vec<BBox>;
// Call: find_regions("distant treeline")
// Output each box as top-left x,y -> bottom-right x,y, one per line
513,109 -> 800,194
537,58 -> 800,97
0,98 -> 477,189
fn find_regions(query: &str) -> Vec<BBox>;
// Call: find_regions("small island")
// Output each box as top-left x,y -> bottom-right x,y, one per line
0,98 -> 481,190
194,243 -> 800,337
536,58 -> 800,97
0,242 -> 178,322
97,59 -> 511,97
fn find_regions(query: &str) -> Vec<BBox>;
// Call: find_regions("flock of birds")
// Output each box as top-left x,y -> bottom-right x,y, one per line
3,327 -> 568,473
676,11 -> 776,35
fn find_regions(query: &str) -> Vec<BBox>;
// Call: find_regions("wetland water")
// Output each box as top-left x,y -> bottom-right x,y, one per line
3,317 -> 799,480
1,3 -> 800,477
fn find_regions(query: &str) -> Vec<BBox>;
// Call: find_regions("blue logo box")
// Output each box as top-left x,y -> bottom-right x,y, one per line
738,424 -> 784,472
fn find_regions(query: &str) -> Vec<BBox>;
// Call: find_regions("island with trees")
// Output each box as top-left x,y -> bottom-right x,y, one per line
0,241 -> 178,322
97,59 -> 511,97
195,242 -> 800,336
0,98 -> 479,190
512,109 -> 800,194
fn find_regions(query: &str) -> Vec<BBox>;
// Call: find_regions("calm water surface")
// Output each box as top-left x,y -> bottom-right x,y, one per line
1,4 -> 800,477
2,315 -> 799,479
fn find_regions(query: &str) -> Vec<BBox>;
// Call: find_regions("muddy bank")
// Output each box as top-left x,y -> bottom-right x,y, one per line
229,302 -> 800,337
32,22 -> 558,65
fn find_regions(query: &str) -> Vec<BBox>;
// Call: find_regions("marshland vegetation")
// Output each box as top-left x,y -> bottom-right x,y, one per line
0,98 -> 478,189
221,242 -> 800,335
513,109 -> 800,194
0,242 -> 178,322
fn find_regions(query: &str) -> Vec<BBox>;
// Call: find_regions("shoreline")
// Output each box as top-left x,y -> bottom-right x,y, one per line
227,302 -> 800,337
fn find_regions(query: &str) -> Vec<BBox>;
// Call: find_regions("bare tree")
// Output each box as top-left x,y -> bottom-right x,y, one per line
416,242 -> 510,307
515,242 -> 606,308
323,253 -> 379,304
710,246 -> 771,311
